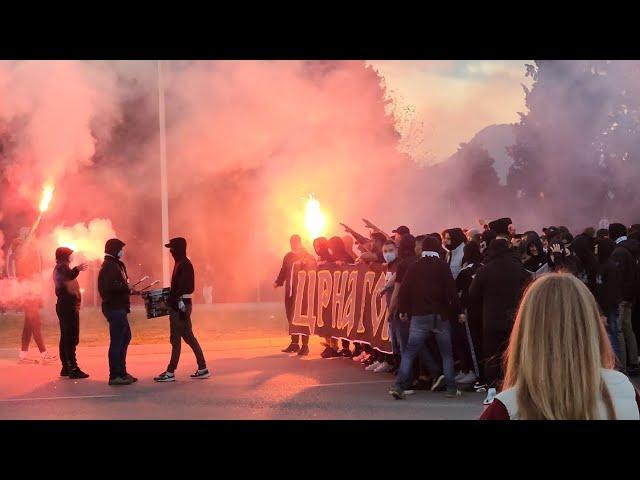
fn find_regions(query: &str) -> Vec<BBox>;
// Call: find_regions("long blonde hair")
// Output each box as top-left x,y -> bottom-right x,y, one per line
503,273 -> 616,420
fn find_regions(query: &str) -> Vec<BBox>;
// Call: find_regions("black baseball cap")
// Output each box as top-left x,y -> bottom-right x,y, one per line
392,225 -> 410,235
164,237 -> 187,249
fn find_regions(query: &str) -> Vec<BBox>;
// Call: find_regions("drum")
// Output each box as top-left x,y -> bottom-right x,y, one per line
141,288 -> 171,319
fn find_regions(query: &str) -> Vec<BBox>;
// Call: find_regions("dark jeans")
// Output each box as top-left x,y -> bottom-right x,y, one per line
22,302 -> 46,353
105,309 -> 131,379
482,328 -> 511,389
390,317 -> 410,355
56,302 -> 79,370
290,334 -> 309,345
167,302 -> 207,373
605,308 -> 623,370
395,314 -> 456,392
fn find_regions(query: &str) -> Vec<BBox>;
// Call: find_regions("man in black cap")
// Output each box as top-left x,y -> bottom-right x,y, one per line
154,237 -> 209,382
53,247 -> 88,378
98,238 -> 137,386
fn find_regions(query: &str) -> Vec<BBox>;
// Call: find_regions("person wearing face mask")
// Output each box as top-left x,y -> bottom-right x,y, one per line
442,228 -> 467,280
155,237 -> 210,382
53,247 -> 88,378
276,234 -> 314,356
98,238 -> 137,386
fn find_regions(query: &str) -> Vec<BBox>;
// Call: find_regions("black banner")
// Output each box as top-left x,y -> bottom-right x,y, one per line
287,262 -> 392,353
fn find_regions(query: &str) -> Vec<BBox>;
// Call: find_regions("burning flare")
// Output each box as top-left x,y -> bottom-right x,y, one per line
304,194 -> 326,240
39,184 -> 55,213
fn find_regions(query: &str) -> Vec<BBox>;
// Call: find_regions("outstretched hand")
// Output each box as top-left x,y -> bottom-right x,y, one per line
77,263 -> 88,272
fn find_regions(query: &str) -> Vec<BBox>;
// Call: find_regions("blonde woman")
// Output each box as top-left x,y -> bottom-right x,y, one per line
480,273 -> 640,420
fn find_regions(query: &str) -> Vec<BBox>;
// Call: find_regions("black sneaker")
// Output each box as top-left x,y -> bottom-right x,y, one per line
297,345 -> 309,356
154,371 -> 175,382
190,368 -> 211,379
281,343 -> 300,353
124,373 -> 138,383
337,348 -> 352,358
68,368 -> 89,379
60,367 -> 69,377
109,376 -> 134,386
320,346 -> 338,358
388,386 -> 405,400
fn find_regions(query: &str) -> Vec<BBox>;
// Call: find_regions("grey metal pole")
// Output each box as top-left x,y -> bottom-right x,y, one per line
158,60 -> 171,288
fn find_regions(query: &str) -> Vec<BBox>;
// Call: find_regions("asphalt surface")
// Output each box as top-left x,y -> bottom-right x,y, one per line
0,336 -> 487,419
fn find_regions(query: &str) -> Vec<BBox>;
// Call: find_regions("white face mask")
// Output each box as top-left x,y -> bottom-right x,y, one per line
383,251 -> 397,263
117,249 -> 124,259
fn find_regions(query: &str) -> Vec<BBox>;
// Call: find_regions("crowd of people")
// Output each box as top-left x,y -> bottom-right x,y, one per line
276,217 -> 640,411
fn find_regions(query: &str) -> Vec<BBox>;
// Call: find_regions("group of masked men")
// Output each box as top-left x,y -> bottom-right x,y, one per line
275,217 -> 640,403
7,230 -> 210,384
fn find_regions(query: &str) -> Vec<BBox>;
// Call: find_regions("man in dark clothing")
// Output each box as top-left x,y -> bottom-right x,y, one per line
276,234 -> 314,355
608,223 -> 640,374
53,247 -> 88,378
389,236 -> 463,399
154,237 -> 209,382
98,238 -> 136,386
469,237 -> 530,403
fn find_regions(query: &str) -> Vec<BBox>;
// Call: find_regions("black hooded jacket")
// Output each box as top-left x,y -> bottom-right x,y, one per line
98,239 -> 130,313
168,243 -> 195,309
594,237 -> 622,313
469,239 -> 530,332
609,238 -> 640,302
522,232 -> 548,273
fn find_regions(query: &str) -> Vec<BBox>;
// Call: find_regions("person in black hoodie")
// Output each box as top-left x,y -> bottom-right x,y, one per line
53,247 -> 88,378
154,237 -> 209,382
442,227 -> 466,280
389,236 -> 463,399
521,231 -> 548,277
608,223 -> 640,374
276,234 -> 314,355
98,238 -> 137,386
469,236 -> 530,404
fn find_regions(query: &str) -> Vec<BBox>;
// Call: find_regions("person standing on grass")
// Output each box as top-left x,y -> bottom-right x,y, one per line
154,237 -> 209,382
480,273 -> 640,420
98,238 -> 137,386
52,247 -> 88,378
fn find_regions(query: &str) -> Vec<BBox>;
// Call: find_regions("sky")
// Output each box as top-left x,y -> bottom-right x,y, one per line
367,60 -> 532,163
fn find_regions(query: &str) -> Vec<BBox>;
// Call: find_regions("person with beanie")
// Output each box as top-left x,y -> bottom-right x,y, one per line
154,237 -> 210,382
98,238 -> 137,386
53,247 -> 88,378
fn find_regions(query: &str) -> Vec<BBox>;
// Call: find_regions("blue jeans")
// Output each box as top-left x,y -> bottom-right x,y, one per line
606,308 -> 623,370
395,314 -> 456,392
105,309 -> 132,380
389,315 -> 410,356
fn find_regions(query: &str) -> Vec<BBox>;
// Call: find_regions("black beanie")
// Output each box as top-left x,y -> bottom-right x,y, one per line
608,223 -> 628,241
104,238 -> 126,257
488,217 -> 512,236
55,247 -> 73,262
422,235 -> 441,253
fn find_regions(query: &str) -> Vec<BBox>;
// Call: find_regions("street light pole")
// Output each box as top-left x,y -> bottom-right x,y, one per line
158,60 -> 171,288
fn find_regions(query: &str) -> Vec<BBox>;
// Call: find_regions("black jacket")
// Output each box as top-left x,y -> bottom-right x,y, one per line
98,255 -> 130,313
610,239 -> 640,302
53,262 -> 80,308
397,255 -> 462,320
469,239 -> 530,332
168,256 -> 195,309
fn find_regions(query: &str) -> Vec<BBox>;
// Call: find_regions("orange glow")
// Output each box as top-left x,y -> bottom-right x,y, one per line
39,184 -> 54,213
304,194 -> 326,240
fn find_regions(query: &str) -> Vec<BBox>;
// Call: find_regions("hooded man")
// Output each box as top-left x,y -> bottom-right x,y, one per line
488,217 -> 514,239
522,231 -> 549,278
8,227 -> 56,364
608,223 -> 640,374
442,227 -> 467,280
276,234 -> 314,355
469,236 -> 530,404
53,246 -> 88,378
154,237 -> 210,382
98,238 -> 136,386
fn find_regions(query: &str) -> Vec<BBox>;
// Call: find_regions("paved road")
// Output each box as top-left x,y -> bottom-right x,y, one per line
0,336 -> 487,420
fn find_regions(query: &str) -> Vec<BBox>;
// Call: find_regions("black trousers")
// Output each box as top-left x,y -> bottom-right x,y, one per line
167,302 -> 207,373
482,328 -> 511,389
56,303 -> 79,370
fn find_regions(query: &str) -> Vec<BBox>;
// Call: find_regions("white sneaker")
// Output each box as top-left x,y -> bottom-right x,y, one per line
483,387 -> 497,405
365,361 -> 381,371
374,361 -> 394,373
458,371 -> 477,384
40,352 -> 57,365
404,389 -> 416,396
